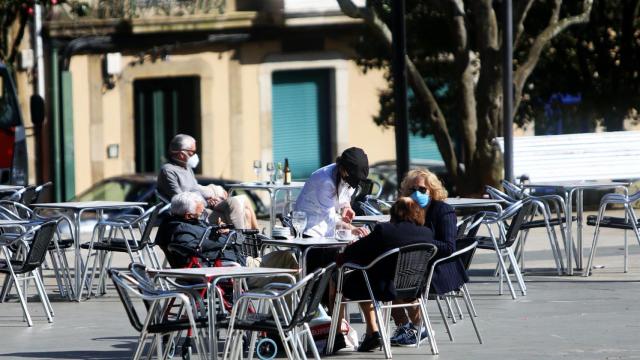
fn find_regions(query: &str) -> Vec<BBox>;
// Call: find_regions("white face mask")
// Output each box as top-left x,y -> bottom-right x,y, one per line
186,153 -> 200,169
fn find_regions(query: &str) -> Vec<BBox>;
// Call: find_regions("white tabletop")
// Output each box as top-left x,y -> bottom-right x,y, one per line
523,181 -> 630,189
32,201 -> 147,210
147,266 -> 298,279
0,185 -> 22,191
262,237 -> 351,247
227,181 -> 305,190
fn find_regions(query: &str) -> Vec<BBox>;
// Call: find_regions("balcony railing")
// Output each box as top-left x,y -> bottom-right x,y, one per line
64,0 -> 229,19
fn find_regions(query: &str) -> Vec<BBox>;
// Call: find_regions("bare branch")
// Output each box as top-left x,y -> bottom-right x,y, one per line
514,0 -> 534,48
513,0 -> 594,112
336,0 -> 460,178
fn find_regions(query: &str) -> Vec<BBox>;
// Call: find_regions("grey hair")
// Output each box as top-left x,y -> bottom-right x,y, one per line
170,191 -> 205,216
169,134 -> 196,152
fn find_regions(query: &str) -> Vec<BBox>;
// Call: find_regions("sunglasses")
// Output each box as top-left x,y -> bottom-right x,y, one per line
410,186 -> 428,194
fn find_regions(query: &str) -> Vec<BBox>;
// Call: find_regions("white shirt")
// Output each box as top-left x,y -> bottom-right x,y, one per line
294,163 -> 355,238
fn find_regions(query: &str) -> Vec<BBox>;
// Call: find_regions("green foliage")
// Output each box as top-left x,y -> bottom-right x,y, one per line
519,0 -> 640,134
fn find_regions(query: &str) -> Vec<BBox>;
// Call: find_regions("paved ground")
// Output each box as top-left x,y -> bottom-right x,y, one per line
1,210 -> 640,359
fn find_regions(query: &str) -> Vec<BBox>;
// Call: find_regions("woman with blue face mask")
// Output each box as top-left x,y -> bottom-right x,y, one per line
386,169 -> 466,347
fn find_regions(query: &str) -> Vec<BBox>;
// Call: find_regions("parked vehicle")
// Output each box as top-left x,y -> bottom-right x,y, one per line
368,159 -> 454,201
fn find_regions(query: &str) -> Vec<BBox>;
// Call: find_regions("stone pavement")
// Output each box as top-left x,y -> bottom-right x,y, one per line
0,210 -> 639,359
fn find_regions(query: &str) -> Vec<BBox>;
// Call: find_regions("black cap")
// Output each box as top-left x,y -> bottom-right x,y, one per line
337,147 -> 369,188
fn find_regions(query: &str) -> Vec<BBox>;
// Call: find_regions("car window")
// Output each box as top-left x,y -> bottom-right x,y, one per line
76,181 -> 134,202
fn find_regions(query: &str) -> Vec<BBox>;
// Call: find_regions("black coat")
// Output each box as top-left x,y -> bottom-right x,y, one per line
424,200 -> 468,294
339,221 -> 434,301
156,215 -> 245,268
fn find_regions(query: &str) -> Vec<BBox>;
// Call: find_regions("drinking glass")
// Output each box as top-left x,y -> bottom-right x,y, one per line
253,160 -> 262,182
266,162 -> 275,184
292,211 -> 307,239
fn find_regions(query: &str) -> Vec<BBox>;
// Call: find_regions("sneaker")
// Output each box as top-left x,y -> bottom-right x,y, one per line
396,324 -> 429,347
357,331 -> 381,352
390,322 -> 412,345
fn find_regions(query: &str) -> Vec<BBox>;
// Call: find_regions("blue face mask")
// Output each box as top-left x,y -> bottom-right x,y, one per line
411,190 -> 430,208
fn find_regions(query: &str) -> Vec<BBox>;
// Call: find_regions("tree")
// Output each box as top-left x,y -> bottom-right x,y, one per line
0,0 -> 62,67
337,0 -> 593,195
520,0 -> 640,134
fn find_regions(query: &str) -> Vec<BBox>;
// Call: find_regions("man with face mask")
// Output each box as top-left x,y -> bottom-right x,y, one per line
294,146 -> 371,239
157,134 -> 258,229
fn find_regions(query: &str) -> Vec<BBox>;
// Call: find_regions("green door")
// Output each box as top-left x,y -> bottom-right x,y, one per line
134,77 -> 201,173
272,69 -> 331,179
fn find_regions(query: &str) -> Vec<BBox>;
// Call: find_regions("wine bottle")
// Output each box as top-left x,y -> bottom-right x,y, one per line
284,158 -> 291,185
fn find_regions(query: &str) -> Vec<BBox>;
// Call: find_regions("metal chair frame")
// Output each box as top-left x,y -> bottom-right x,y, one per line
0,220 -> 57,326
109,268 -> 209,360
327,243 -> 439,358
584,190 -> 640,276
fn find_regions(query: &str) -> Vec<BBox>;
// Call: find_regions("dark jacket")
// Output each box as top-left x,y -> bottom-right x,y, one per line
156,215 -> 245,268
338,221 -> 434,302
424,200 -> 468,294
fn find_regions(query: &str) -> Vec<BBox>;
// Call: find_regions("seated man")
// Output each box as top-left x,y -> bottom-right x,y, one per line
157,134 -> 258,229
333,197 -> 439,352
156,192 -> 298,286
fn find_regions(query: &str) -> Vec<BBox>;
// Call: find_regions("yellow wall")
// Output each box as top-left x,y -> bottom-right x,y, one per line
66,40 -> 396,195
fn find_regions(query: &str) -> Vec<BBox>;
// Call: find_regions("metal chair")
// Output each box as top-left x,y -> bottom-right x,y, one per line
486,184 -> 566,275
327,243 -> 439,358
584,190 -> 640,276
470,200 -> 535,299
223,265 -> 333,360
427,240 -> 482,344
80,205 -> 162,299
0,201 -> 75,299
0,220 -> 57,326
109,268 -> 209,360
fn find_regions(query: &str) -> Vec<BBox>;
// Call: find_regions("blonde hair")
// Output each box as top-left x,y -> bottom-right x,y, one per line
399,169 -> 448,201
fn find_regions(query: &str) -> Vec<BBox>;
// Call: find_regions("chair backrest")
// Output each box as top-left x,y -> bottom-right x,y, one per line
21,220 -> 58,272
236,232 -> 264,258
302,263 -> 336,323
501,180 -> 525,200
285,270 -> 322,330
32,182 -> 52,203
17,185 -> 38,206
457,212 -> 485,238
455,237 -> 478,271
155,189 -> 170,205
109,269 -> 146,332
426,241 -> 478,296
393,243 -> 438,299
503,200 -> 536,247
138,206 -> 161,247
129,263 -> 157,290
485,185 -> 516,204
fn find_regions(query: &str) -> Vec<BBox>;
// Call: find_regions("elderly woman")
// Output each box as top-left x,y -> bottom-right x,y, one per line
388,169 -> 467,346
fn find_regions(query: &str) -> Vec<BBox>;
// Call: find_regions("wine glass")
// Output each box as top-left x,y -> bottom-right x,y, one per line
253,160 -> 262,182
266,162 -> 275,184
292,211 -> 307,239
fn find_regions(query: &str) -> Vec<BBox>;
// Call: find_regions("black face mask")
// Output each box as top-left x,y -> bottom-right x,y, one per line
343,173 -> 360,188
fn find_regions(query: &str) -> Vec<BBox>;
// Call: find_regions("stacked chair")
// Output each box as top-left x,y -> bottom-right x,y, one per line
0,220 -> 58,326
80,205 -> 163,299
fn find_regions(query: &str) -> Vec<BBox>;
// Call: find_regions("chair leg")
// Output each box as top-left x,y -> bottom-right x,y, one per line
444,297 -> 457,324
462,284 -> 478,317
418,298 -> 438,355
13,274 -> 33,327
460,287 -> 483,344
435,297 -> 454,341
488,226 -> 517,299
506,248 -> 527,295
33,271 -> 54,321
584,202 -> 608,276
326,292 -> 343,354
372,300 -> 391,359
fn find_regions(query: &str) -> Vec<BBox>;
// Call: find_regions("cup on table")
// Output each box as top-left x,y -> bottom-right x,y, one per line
335,228 -> 354,241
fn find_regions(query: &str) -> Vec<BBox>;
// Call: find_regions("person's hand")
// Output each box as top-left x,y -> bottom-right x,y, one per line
216,218 -> 230,234
351,226 -> 369,238
207,196 -> 225,207
341,207 -> 356,223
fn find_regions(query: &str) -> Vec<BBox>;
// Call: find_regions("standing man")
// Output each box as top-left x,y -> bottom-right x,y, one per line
157,134 -> 259,229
